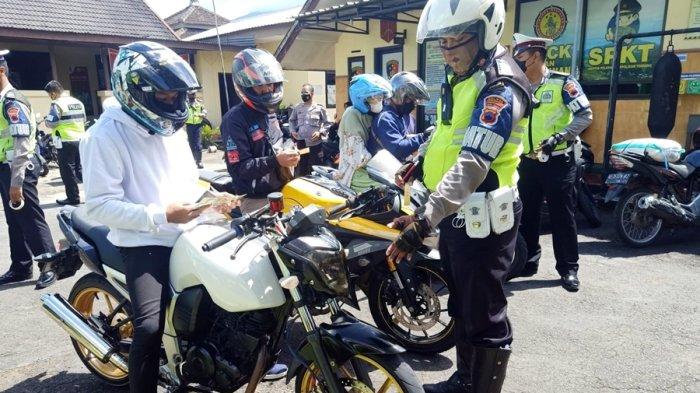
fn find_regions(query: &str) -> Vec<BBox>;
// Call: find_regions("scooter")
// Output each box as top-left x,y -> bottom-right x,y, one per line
39,197 -> 422,392
607,149 -> 699,247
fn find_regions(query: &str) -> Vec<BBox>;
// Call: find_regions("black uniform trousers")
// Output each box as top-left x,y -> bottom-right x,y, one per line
186,123 -> 203,164
0,157 -> 56,273
518,154 -> 579,275
120,246 -> 172,393
437,200 -> 522,382
57,140 -> 82,202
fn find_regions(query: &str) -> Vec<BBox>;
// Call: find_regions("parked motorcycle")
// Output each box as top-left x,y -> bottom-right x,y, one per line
201,169 -> 455,354
39,198 -> 422,392
34,117 -> 57,177
607,150 -> 699,247
576,140 -> 602,228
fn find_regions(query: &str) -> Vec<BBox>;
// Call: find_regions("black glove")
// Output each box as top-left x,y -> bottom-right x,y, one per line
539,133 -> 566,155
393,216 -> 431,255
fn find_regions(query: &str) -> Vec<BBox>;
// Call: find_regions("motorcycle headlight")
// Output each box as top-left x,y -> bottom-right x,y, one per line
280,227 -> 348,297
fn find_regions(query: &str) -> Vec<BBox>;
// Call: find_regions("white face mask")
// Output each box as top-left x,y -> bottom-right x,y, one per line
369,101 -> 383,114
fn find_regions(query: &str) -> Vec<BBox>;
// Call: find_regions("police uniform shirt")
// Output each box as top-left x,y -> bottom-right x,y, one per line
289,102 -> 327,147
1,84 -> 34,187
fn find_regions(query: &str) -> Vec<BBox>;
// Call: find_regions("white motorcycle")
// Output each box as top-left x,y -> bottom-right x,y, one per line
39,194 -> 423,392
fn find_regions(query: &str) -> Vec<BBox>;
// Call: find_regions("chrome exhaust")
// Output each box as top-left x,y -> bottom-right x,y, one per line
41,293 -> 129,373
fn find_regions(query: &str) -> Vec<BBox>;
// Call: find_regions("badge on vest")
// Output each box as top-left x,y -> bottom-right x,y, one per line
540,90 -> 554,103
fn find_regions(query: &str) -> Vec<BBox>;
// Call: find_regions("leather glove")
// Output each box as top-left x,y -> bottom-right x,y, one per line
387,215 -> 431,264
539,133 -> 566,155
423,125 -> 435,139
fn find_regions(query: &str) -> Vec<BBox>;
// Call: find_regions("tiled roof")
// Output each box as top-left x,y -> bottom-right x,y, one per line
165,2 -> 228,29
184,6 -> 302,42
0,0 -> 178,41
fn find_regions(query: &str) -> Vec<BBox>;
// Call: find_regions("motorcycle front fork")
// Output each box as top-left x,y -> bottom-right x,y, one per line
268,238 -> 346,393
387,258 -> 422,316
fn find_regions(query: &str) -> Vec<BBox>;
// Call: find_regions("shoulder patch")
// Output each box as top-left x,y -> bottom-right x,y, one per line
7,106 -> 20,123
479,95 -> 508,126
563,81 -> 581,98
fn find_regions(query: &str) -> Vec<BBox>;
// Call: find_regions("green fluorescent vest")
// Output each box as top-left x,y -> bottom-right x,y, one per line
186,102 -> 204,125
53,96 -> 86,141
0,91 -> 36,163
524,74 -> 571,154
423,75 -> 526,192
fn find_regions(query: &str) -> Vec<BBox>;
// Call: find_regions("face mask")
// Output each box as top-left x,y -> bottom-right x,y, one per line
301,93 -> 311,102
369,101 -> 383,114
515,55 -> 531,72
397,101 -> 415,115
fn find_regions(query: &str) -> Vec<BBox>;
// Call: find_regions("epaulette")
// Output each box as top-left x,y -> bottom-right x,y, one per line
548,70 -> 570,80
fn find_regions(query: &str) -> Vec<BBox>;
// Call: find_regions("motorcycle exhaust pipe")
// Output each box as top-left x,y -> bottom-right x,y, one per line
638,195 -> 694,225
41,293 -> 129,373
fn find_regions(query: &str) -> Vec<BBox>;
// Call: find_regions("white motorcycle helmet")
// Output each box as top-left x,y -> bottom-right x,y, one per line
417,0 -> 505,63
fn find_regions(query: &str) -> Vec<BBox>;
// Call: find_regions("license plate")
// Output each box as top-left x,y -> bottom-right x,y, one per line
605,172 -> 632,185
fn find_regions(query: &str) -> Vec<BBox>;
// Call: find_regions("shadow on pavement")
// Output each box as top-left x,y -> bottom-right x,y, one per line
40,202 -> 61,210
3,371 -> 126,393
0,279 -> 36,292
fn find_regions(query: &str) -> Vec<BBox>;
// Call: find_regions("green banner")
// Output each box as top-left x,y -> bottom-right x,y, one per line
517,0 -> 580,73
582,0 -> 667,83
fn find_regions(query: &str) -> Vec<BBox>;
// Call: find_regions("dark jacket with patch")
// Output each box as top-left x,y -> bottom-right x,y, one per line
220,103 -> 284,197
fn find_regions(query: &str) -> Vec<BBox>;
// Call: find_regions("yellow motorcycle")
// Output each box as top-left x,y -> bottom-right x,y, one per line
200,169 -> 456,354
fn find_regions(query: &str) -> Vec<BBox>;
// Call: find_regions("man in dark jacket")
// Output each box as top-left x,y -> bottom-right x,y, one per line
221,49 -> 299,214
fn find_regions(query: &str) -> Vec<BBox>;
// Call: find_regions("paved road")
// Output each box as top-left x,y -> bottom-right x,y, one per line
0,151 -> 698,392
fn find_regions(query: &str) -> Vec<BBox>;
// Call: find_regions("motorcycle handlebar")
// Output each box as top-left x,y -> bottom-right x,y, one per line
202,205 -> 273,252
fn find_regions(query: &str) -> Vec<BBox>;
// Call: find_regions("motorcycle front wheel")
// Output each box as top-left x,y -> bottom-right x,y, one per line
68,273 -> 132,387
295,354 -> 422,393
614,188 -> 663,247
368,259 -> 455,354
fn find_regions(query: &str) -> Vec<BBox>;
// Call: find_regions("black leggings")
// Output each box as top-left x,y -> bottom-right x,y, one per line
120,246 -> 172,393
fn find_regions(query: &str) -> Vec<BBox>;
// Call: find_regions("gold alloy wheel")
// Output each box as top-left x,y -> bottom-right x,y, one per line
298,354 -> 403,393
71,287 -> 132,380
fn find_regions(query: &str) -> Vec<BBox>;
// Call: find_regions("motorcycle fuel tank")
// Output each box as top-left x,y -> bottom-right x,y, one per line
282,178 -> 347,212
170,225 -> 286,312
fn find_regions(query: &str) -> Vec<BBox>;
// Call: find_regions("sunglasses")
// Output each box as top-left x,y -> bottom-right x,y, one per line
439,35 -> 477,51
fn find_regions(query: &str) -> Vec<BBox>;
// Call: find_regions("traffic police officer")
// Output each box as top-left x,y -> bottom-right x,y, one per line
388,1 -> 531,391
512,33 -> 593,292
0,50 -> 57,289
185,91 -> 206,168
289,83 -> 327,176
44,80 -> 86,205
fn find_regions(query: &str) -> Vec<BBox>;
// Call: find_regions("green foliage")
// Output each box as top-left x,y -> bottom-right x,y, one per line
201,123 -> 221,148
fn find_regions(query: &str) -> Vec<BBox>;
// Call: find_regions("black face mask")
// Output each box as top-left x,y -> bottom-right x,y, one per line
397,101 -> 416,115
514,54 -> 531,72
301,94 -> 311,102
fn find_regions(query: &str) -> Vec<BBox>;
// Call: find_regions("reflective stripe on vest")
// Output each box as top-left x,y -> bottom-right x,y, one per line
423,74 -> 525,192
523,76 -> 572,154
0,93 -> 37,163
186,102 -> 204,125
54,96 -> 86,141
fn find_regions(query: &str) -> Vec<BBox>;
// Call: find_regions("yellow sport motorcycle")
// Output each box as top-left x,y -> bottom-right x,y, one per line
200,169 -> 456,355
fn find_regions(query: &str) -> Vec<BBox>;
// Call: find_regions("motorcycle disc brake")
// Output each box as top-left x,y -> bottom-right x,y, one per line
391,283 -> 441,331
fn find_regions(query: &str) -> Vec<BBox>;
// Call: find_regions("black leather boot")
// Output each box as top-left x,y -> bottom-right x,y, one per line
424,372 -> 471,393
561,270 -> 580,292
35,268 -> 57,289
471,346 -> 511,393
0,269 -> 33,285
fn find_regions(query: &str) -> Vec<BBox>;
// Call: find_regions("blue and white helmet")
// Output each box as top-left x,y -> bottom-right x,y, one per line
111,41 -> 200,136
349,74 -> 392,114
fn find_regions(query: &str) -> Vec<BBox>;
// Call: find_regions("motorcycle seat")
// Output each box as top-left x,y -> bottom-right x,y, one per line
199,169 -> 232,192
71,207 -> 125,273
667,162 -> 696,179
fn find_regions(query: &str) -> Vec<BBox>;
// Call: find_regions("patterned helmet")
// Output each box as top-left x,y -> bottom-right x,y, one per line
232,48 -> 285,113
390,72 -> 430,104
111,41 -> 199,136
349,74 -> 392,114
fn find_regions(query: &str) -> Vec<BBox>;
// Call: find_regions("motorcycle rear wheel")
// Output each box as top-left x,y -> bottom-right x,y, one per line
368,259 -> 455,354
615,188 -> 663,247
295,354 -> 422,393
68,273 -> 131,387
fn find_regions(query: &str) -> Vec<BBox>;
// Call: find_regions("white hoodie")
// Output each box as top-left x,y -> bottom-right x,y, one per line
80,102 -> 203,248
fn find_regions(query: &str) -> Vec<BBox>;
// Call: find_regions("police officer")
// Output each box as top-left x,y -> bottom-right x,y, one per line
44,80 -> 86,205
388,1 -> 531,391
512,33 -> 593,292
185,91 -> 206,169
0,50 -> 57,289
288,83 -> 327,176
369,71 -> 430,162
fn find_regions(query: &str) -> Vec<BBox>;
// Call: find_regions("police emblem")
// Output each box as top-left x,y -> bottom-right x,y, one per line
563,81 -> 580,98
479,95 -> 508,127
541,90 -> 554,103
534,5 -> 568,40
6,106 -> 20,123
